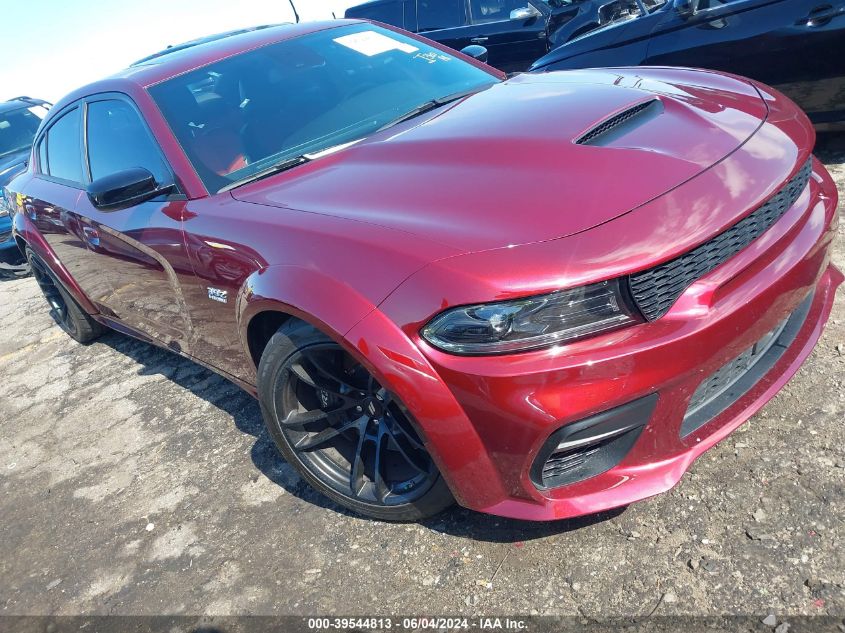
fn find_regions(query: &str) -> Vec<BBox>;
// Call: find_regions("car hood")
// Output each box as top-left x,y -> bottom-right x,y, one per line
233,68 -> 768,254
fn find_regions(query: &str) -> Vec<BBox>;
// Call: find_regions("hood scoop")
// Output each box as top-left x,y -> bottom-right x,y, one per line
575,98 -> 663,146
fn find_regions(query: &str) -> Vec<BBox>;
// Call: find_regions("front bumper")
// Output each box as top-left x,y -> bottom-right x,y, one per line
347,151 -> 841,521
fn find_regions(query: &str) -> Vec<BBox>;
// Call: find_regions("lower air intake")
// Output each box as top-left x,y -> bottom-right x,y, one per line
531,394 -> 658,490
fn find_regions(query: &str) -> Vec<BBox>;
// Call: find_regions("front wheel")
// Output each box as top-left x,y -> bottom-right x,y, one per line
257,320 -> 454,521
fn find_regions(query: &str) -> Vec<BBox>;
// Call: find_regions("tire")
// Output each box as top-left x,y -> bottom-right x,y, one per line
26,247 -> 104,344
257,320 -> 454,521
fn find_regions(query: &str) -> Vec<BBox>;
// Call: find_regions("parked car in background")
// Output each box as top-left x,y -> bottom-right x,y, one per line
531,0 -> 845,128
0,97 -> 50,279
344,0 -> 664,72
5,21 -> 841,521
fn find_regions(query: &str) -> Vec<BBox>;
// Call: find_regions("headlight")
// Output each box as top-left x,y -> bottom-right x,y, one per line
421,279 -> 639,355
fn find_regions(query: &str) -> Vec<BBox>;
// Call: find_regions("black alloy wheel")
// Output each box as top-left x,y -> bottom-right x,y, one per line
258,321 -> 453,520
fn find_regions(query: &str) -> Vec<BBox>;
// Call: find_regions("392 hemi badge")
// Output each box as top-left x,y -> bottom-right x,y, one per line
207,287 -> 228,304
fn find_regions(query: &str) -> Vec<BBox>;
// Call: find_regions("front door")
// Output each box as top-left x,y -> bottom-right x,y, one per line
465,0 -> 549,71
415,0 -> 477,55
73,95 -> 195,350
642,0 -> 845,122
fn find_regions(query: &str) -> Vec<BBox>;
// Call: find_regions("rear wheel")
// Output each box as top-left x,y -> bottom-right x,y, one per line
27,247 -> 103,344
257,320 -> 454,521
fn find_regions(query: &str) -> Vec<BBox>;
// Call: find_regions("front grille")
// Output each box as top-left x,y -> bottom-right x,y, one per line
629,159 -> 813,321
681,291 -> 813,438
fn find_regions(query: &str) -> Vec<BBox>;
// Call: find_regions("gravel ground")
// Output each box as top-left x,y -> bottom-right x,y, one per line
0,137 -> 843,621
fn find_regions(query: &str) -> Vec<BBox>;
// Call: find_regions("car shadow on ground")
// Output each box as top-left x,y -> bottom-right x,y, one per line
97,330 -> 623,542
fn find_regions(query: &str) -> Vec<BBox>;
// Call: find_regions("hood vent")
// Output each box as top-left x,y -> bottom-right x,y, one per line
576,98 -> 663,146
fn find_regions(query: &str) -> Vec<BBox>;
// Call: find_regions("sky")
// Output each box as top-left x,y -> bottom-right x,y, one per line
1,0 -> 359,104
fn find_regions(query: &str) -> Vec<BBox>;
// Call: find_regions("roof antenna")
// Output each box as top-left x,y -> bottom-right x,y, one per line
288,0 -> 300,23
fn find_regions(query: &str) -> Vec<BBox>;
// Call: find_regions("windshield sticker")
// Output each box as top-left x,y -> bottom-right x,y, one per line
413,51 -> 453,65
334,31 -> 419,57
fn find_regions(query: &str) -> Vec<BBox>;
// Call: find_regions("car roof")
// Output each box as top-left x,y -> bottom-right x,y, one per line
52,20 -> 363,111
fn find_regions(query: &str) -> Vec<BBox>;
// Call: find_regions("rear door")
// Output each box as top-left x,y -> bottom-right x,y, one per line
73,94 -> 195,350
643,0 -> 845,123
28,104 -> 112,305
644,0 -> 778,76
465,0 -> 549,71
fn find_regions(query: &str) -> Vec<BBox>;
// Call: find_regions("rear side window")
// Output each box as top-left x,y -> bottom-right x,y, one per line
346,1 -> 405,26
469,0 -> 529,23
86,99 -> 168,183
418,0 -> 468,30
43,107 -> 83,184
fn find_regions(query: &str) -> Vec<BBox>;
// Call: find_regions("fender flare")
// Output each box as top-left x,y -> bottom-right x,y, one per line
237,264 -> 380,369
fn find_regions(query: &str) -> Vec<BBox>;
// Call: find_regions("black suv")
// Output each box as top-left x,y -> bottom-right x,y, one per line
0,96 -> 50,278
344,0 -> 639,72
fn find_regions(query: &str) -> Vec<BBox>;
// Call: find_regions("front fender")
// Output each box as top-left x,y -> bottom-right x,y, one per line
345,308 -> 514,512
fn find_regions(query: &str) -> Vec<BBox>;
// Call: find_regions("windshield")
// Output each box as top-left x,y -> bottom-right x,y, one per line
0,106 -> 46,159
149,24 -> 500,193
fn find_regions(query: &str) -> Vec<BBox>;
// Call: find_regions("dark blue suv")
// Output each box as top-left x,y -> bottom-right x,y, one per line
0,97 -> 50,278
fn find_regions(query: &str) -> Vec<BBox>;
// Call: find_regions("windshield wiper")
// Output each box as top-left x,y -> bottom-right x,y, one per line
378,87 -> 489,132
219,139 -> 368,193
219,155 -> 310,192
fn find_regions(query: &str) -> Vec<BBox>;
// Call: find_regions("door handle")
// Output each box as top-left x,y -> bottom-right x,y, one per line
799,5 -> 842,27
82,226 -> 101,248
471,37 -> 489,43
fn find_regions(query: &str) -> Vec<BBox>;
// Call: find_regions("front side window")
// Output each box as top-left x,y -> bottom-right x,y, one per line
0,106 -> 45,159
43,107 -> 83,184
469,0 -> 534,23
696,0 -> 737,8
86,99 -> 168,183
418,0 -> 468,30
149,23 -> 498,192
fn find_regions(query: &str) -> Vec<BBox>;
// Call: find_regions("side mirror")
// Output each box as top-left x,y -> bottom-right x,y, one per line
673,0 -> 697,17
460,45 -> 489,63
87,167 -> 174,211
510,5 -> 542,20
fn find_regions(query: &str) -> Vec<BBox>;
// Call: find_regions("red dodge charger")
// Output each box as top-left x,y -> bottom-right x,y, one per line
5,21 -> 841,521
